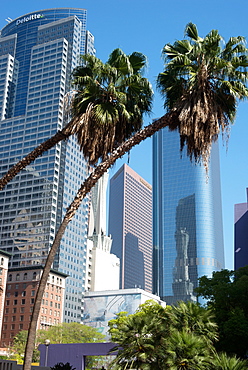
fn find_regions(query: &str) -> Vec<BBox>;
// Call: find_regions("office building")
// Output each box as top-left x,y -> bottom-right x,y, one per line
234,188 -> 248,270
109,164 -> 153,293
0,8 -> 95,323
0,266 -> 66,347
153,128 -> 224,304
86,172 -> 119,292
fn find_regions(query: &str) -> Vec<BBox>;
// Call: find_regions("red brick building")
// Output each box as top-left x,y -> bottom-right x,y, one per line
0,250 -> 11,341
1,266 -> 67,348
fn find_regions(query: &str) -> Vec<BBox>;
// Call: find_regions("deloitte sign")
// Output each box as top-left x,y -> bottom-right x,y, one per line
16,14 -> 44,26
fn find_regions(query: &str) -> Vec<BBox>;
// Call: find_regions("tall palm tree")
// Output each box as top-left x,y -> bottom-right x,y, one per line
0,48 -> 153,190
16,24 -> 248,370
157,22 -> 248,170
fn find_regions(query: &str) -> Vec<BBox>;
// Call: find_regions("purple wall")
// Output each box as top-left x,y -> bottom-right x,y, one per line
39,342 -> 117,370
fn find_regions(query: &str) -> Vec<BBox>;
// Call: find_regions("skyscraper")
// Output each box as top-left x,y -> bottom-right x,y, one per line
0,8 -> 95,322
234,188 -> 248,270
153,128 -> 224,304
86,172 -> 120,292
109,164 -> 153,293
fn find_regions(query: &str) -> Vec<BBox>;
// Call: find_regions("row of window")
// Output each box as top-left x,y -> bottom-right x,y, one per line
6,298 -> 34,305
8,271 -> 37,281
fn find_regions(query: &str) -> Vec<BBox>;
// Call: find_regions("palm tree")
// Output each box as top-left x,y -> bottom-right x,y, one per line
165,330 -> 211,370
157,22 -> 248,170
3,23 -> 248,188
16,24 -> 248,370
171,301 -> 218,345
0,48 -> 153,190
109,301 -> 171,369
210,352 -> 248,370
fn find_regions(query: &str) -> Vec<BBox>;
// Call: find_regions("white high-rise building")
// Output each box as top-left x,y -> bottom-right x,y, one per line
86,172 -> 120,292
0,8 -> 95,323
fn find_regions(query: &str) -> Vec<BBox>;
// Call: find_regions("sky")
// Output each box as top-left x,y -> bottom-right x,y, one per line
1,0 -> 248,269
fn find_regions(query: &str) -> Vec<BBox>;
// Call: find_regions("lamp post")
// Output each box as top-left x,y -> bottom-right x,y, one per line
44,339 -> 50,367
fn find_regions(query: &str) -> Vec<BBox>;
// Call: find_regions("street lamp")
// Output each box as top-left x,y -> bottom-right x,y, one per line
44,339 -> 50,367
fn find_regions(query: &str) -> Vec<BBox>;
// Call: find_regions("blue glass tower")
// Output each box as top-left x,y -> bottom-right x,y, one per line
153,128 -> 224,304
0,9 -> 95,322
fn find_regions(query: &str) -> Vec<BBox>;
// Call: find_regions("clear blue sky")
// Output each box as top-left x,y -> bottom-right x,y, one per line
2,0 -> 248,269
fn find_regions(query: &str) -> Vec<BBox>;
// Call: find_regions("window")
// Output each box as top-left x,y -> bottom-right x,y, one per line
21,299 -> 25,305
20,316 -> 24,322
13,300 -> 17,305
31,290 -> 35,296
8,274 -> 12,281
16,274 -> 20,281
22,291 -> 26,297
33,272 -> 37,280
20,307 -> 25,313
23,273 -> 27,280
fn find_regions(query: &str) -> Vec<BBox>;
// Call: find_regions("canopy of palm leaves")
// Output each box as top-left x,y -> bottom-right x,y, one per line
70,48 -> 153,164
157,22 -> 248,168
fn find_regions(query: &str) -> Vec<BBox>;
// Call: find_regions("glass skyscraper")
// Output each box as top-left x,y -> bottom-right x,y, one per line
153,128 -> 224,304
0,8 -> 95,322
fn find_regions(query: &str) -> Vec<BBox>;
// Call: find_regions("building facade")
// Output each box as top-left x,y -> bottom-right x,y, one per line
86,173 -> 119,292
109,164 -> 153,293
0,250 -> 11,342
153,128 -> 225,304
234,188 -> 248,270
0,8 -> 95,323
83,288 -> 165,339
0,266 -> 66,348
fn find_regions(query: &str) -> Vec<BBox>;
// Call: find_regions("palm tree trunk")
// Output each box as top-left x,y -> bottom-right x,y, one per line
0,116 -> 82,191
23,112 -> 172,370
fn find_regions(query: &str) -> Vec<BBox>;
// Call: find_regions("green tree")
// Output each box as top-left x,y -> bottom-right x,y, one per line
109,301 -> 171,369
210,352 -> 248,370
108,300 -> 217,369
196,266 -> 248,357
171,301 -> 218,346
165,330 -> 211,370
36,322 -> 104,344
10,330 -> 39,363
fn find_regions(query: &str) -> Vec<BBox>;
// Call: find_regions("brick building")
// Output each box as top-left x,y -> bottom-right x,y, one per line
1,266 -> 67,348
0,250 -> 11,341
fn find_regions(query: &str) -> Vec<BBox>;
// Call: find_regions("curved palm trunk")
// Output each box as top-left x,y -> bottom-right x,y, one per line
23,112 -> 172,370
0,116 -> 81,191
